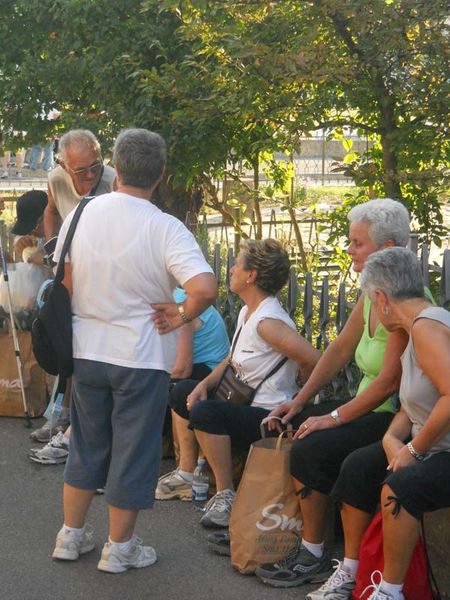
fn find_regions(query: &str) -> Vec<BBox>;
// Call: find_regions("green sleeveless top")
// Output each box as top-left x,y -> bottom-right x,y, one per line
354,296 -> 395,414
355,289 -> 435,414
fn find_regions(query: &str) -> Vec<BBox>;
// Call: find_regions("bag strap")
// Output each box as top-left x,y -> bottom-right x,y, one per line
229,326 -> 242,359
54,196 -> 93,284
260,416 -> 294,440
230,324 -> 288,390
253,356 -> 289,393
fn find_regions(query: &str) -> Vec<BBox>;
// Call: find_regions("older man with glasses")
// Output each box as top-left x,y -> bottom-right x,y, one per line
43,129 -> 115,241
30,130 -> 115,447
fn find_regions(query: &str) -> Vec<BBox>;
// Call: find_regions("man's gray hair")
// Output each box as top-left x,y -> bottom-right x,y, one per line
348,198 -> 410,247
113,128 -> 166,189
361,247 -> 425,300
58,129 -> 100,159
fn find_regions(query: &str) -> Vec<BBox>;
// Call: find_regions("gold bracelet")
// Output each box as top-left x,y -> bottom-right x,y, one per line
177,303 -> 192,324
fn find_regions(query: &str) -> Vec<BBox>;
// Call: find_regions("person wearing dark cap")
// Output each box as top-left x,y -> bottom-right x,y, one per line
12,190 -> 49,266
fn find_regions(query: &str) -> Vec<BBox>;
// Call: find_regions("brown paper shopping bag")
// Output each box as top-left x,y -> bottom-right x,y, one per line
229,422 -> 302,574
0,325 -> 47,417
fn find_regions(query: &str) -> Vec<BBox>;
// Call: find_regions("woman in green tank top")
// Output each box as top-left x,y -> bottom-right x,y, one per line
255,199 -> 413,590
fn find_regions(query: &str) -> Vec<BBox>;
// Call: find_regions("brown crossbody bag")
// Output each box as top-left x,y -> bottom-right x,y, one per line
213,326 -> 288,406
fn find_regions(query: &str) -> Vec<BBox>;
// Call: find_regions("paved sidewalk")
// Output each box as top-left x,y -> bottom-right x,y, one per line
0,417 -> 319,600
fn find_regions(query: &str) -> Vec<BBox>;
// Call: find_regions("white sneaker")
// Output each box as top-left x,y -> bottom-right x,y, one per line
97,536 -> 157,573
29,431 -> 69,464
52,524 -> 95,560
155,469 -> 192,501
30,414 -> 70,442
199,489 -> 235,528
306,560 -> 355,599
0,171 -> 8,179
362,571 -> 405,600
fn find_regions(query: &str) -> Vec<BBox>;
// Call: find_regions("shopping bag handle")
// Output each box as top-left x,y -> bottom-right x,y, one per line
260,416 -> 294,442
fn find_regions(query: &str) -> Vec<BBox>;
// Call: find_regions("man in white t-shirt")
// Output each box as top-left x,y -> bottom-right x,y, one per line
51,128 -> 217,574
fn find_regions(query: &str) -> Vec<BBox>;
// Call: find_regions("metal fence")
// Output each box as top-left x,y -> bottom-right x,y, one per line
204,238 -> 450,401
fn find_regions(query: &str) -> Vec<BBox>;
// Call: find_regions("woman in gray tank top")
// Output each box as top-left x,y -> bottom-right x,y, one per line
306,247 -> 450,600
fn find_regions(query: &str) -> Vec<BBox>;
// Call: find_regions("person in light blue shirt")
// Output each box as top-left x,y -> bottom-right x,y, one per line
172,287 -> 230,376
159,288 -> 230,484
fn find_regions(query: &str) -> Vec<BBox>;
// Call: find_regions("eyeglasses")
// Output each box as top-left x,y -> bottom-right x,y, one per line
58,158 -> 103,176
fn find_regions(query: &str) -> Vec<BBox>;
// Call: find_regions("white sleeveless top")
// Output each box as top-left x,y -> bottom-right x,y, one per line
400,306 -> 450,454
231,296 -> 299,410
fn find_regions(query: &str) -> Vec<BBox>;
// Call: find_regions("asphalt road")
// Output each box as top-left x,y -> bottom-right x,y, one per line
0,417 -> 320,600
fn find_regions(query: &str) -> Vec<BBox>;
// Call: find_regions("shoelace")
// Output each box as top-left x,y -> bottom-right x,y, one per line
206,491 -> 234,513
273,534 -> 303,568
159,470 -> 180,483
50,431 -> 66,447
317,560 -> 353,591
360,570 -> 393,599
84,524 -> 94,543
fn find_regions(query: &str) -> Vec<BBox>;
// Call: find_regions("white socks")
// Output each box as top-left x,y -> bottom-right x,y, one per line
380,579 -> 404,599
301,539 -> 324,559
108,536 -> 135,552
62,524 -> 85,540
342,557 -> 359,577
178,469 -> 193,483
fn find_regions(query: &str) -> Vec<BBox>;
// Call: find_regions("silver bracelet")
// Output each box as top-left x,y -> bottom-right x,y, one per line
406,441 -> 427,461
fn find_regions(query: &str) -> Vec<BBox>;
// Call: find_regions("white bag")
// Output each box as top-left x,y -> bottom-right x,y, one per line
0,262 -> 51,312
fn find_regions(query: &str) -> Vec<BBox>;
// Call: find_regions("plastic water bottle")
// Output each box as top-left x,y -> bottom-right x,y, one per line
192,458 -> 209,503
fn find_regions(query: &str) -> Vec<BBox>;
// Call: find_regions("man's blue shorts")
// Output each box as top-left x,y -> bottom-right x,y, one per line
65,358 -> 170,510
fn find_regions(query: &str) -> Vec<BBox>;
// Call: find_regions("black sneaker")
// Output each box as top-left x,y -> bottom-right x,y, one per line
255,538 -> 332,588
206,531 -> 231,556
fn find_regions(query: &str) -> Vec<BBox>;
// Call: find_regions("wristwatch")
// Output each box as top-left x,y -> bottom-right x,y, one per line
330,408 -> 343,426
177,303 -> 192,324
406,441 -> 427,462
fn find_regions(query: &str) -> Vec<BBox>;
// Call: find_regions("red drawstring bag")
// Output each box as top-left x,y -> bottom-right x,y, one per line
353,511 -> 433,600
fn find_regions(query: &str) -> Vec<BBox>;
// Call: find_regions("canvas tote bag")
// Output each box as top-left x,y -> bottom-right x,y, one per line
229,418 -> 302,574
0,321 -> 47,417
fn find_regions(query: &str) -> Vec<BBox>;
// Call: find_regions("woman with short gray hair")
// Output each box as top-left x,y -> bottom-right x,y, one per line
256,198 -> 415,590
313,248 -> 450,600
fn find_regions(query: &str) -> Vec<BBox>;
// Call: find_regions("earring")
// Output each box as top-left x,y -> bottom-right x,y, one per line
382,306 -> 391,316
246,280 -> 251,284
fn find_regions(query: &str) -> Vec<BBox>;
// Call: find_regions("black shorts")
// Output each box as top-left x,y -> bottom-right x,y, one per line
289,407 -> 394,495
331,440 -> 450,520
170,379 -> 275,449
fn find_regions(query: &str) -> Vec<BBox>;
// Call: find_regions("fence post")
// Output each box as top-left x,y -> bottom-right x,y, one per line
440,249 -> 450,308
301,272 -> 313,343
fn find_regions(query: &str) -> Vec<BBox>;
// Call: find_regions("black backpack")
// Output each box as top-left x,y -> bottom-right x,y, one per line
31,197 -> 91,388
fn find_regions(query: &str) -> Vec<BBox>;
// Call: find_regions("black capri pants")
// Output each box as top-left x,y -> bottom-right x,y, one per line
290,407 -> 394,495
169,379 -> 276,450
331,440 -> 450,520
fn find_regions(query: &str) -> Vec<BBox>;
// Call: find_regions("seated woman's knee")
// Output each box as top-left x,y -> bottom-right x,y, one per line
169,379 -> 198,418
290,433 -> 330,468
189,399 -> 226,431
339,445 -> 370,479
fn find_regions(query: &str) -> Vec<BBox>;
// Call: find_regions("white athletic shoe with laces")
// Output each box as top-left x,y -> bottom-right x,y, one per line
52,524 -> 95,560
306,560 -> 356,599
97,536 -> 157,573
29,431 -> 69,464
155,469 -> 192,501
199,489 -> 235,528
362,571 -> 405,600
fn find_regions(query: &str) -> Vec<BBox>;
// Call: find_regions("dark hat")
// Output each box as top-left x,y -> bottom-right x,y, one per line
11,190 -> 48,235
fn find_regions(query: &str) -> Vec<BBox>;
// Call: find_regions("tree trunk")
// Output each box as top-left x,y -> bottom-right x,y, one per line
152,172 -> 203,229
374,75 -> 403,200
252,156 -> 263,239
